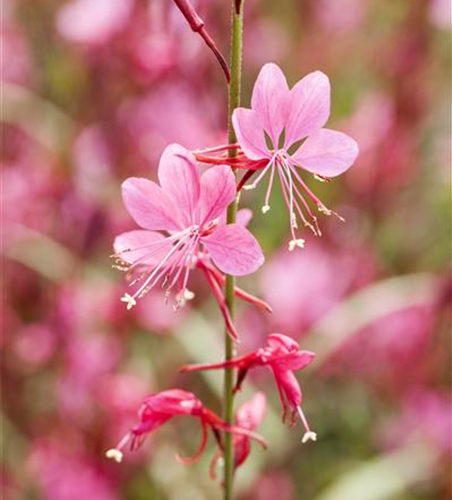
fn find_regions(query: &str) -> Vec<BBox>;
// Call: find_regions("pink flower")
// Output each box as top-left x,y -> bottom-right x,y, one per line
113,144 -> 264,338
232,63 -> 359,247
182,334 -> 317,442
210,392 -> 267,478
105,389 -> 267,464
233,392 -> 267,468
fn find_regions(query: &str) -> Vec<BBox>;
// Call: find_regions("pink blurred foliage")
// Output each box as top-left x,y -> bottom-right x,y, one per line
28,440 -> 120,500
260,240 -> 375,337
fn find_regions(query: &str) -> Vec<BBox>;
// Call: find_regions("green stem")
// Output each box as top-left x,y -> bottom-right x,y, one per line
223,2 -> 244,499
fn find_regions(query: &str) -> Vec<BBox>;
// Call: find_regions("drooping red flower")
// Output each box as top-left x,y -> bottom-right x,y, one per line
209,392 -> 267,478
105,389 -> 267,464
182,334 -> 317,442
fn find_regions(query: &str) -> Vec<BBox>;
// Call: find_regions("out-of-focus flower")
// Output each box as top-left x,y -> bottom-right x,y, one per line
56,0 -> 134,46
28,441 -> 119,500
121,83 -> 221,164
113,144 -> 264,338
323,306 -> 436,391
244,471 -> 295,500
260,241 -> 375,336
182,334 -> 317,442
314,0 -> 366,34
381,389 -> 452,454
0,21 -> 34,85
429,0 -> 451,30
13,323 -> 56,369
232,63 -> 358,247
105,389 -> 267,464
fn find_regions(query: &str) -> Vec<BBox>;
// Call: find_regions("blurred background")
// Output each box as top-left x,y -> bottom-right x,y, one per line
1,0 -> 451,499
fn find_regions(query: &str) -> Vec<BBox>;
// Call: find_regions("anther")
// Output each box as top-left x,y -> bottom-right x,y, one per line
288,239 -> 305,251
301,431 -> 317,443
105,448 -> 123,463
121,293 -> 136,310
261,205 -> 271,214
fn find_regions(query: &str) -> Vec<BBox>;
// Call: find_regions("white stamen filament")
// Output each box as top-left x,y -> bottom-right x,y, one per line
297,406 -> 317,444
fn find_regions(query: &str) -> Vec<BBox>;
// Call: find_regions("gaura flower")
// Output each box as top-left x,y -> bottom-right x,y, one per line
112,144 -> 265,339
210,392 -> 267,478
232,63 -> 359,248
105,389 -> 267,464
181,334 -> 317,442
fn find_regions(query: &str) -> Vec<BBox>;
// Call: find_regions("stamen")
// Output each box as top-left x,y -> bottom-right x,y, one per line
261,204 -> 271,214
105,449 -> 123,463
106,432 -> 132,462
121,293 -> 136,310
296,406 -> 317,444
288,239 -> 305,251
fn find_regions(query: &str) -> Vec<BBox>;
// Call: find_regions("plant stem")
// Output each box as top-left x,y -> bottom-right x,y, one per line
223,1 -> 244,499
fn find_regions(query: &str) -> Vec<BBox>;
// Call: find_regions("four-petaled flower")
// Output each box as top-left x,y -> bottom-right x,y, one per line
113,143 -> 264,338
232,63 -> 359,248
181,333 -> 317,442
105,389 -> 267,464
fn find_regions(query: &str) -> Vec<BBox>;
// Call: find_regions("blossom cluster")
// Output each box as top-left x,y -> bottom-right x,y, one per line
107,63 -> 358,471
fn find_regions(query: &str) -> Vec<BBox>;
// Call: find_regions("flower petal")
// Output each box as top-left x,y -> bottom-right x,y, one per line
273,369 -> 302,409
113,230 -> 170,265
285,71 -> 331,147
232,108 -> 271,160
198,165 -> 236,224
293,128 -> 359,177
122,177 -> 181,231
203,224 -> 264,276
158,144 -> 200,226
251,63 -> 290,147
272,351 -> 315,371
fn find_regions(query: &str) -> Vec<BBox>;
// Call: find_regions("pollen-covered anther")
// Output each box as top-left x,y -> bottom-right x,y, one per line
301,431 -> 317,444
288,239 -> 305,251
261,204 -> 271,214
105,448 -> 123,463
121,293 -> 137,310
183,289 -> 195,301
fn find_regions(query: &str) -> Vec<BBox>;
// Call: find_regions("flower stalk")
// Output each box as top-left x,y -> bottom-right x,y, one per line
223,0 -> 244,498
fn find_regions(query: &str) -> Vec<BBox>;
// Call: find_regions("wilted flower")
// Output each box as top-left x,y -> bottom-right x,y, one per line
182,334 -> 317,442
105,389 -> 267,464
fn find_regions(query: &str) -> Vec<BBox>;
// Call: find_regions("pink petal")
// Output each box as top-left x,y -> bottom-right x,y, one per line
113,230 -> 170,265
284,71 -> 331,147
158,144 -> 200,226
122,177 -> 182,231
272,351 -> 315,371
232,108 -> 271,160
267,333 -> 300,351
203,224 -> 264,276
219,208 -> 253,227
273,369 -> 302,409
293,128 -> 359,177
251,63 -> 290,147
198,165 -> 236,224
